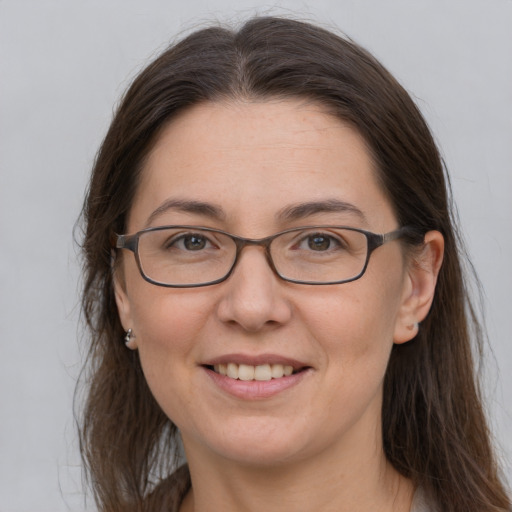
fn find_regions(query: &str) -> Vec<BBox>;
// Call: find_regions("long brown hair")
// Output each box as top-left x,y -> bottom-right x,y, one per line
78,16 -> 511,511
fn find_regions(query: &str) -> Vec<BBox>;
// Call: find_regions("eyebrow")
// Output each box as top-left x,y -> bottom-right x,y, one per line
276,199 -> 367,224
146,198 -> 226,227
146,197 -> 367,227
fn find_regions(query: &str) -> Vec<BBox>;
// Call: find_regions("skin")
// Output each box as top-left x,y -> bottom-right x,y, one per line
115,99 -> 444,512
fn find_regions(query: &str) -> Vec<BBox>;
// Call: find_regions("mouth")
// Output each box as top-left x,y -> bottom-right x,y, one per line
206,362 -> 306,381
202,356 -> 312,399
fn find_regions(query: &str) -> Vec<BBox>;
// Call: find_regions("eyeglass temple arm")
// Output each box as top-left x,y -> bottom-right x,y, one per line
114,234 -> 137,252
382,226 -> 424,245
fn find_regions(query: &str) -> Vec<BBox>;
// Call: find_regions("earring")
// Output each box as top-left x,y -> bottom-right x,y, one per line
407,322 -> 419,331
124,328 -> 137,349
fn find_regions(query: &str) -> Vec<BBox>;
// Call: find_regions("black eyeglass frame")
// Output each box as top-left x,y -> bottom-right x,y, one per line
114,225 -> 422,288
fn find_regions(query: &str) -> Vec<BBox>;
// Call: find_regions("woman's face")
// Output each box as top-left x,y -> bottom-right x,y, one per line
116,99 -> 421,467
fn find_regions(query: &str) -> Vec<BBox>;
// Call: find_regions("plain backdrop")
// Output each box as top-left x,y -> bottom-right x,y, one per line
0,1 -> 511,510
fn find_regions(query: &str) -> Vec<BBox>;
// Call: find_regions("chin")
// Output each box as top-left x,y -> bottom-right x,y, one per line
185,416 -> 315,468
215,441 -> 305,468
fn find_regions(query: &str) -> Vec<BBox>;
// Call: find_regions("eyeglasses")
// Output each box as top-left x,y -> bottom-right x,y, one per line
114,225 -> 419,288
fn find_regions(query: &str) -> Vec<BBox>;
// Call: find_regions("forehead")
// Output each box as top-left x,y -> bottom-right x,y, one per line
128,99 -> 396,233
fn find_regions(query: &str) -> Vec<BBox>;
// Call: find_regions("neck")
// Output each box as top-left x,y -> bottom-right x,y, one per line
180,429 -> 414,512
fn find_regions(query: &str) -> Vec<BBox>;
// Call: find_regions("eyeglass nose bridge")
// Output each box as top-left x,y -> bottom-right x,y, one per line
227,233 -> 284,282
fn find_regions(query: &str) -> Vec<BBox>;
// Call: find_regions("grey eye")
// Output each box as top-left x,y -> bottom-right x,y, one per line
165,233 -> 213,251
181,234 -> 208,250
308,234 -> 332,251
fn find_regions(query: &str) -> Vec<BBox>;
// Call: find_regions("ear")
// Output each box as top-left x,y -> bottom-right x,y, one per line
113,265 -> 138,350
393,230 -> 444,344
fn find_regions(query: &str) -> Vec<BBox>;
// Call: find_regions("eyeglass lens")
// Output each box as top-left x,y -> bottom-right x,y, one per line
135,227 -> 370,286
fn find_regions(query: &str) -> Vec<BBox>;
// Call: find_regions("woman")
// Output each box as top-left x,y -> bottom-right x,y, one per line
78,16 -> 511,512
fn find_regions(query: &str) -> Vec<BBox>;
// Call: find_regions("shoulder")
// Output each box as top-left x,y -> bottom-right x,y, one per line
411,486 -> 439,512
144,464 -> 191,512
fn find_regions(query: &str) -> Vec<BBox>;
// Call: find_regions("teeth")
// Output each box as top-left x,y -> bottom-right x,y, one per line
254,364 -> 272,381
227,363 -> 239,379
212,363 -> 295,380
271,364 -> 285,379
238,364 -> 255,381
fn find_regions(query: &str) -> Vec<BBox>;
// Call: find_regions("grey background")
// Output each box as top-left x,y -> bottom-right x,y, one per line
0,1 -> 510,510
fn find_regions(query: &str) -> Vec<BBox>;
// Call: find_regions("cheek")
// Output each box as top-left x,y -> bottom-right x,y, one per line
127,286 -> 215,388
123,250 -> 213,339
126,290 -> 218,427
304,280 -> 402,347
300,268 -> 405,376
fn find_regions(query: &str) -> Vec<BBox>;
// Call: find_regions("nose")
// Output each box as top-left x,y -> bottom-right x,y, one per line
216,246 -> 292,332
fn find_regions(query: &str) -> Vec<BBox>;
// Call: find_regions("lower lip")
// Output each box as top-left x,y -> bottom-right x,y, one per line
204,367 -> 311,400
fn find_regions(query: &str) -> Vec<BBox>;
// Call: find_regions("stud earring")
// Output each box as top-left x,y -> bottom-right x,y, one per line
124,328 -> 137,349
407,322 -> 419,331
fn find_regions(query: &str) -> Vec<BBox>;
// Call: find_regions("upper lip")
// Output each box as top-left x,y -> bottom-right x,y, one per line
202,353 -> 310,371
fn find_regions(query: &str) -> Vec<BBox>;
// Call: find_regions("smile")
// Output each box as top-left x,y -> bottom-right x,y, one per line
212,363 -> 295,381
202,357 -> 312,399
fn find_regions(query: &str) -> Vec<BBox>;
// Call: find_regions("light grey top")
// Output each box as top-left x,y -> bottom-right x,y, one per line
410,486 -> 438,512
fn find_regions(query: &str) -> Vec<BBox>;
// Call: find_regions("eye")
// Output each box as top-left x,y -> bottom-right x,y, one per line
307,234 -> 333,251
298,232 -> 345,252
183,234 -> 207,250
167,233 -> 214,251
